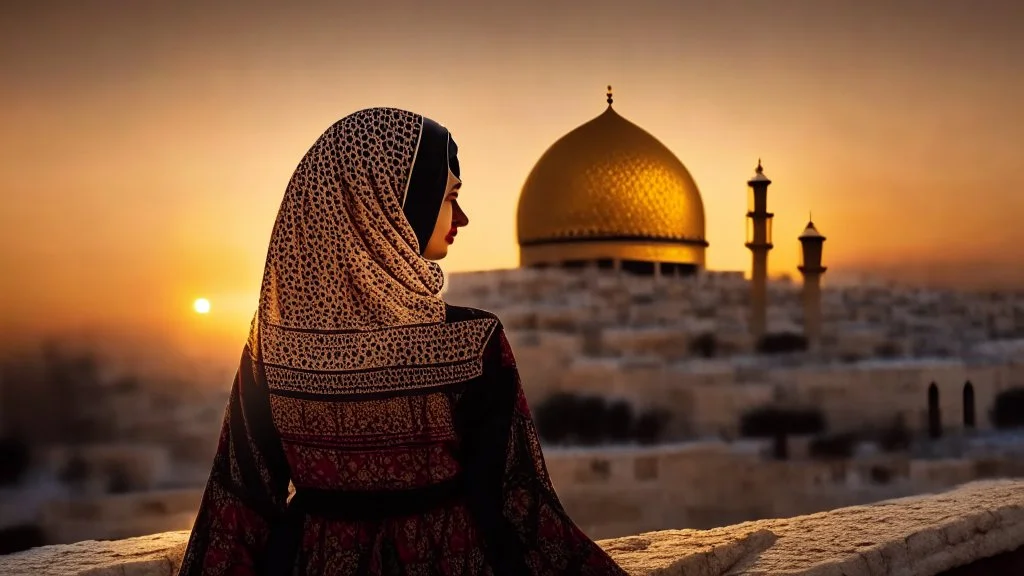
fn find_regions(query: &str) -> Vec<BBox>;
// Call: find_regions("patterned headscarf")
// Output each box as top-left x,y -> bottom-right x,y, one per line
249,108 -> 495,398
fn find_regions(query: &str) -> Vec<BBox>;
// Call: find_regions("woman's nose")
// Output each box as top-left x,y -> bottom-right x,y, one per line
453,201 -> 469,227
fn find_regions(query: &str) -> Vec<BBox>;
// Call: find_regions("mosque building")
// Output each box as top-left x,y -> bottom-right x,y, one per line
516,87 -> 707,277
514,87 -> 827,342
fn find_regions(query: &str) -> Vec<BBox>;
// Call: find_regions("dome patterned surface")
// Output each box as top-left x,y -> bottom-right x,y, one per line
516,106 -> 707,267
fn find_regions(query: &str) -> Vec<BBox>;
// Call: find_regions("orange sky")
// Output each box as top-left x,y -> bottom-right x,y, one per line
2,0 -> 1023,355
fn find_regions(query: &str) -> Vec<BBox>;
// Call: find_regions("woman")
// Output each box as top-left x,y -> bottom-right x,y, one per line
177,108 -> 628,575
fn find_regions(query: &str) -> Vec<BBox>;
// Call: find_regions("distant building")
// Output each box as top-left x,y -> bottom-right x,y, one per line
516,87 -> 708,276
514,87 -> 821,343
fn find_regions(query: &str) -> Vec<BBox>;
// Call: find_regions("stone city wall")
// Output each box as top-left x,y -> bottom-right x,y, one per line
26,441 -> 1024,546
3,480 -> 1022,576
509,328 -> 1021,439
441,269 -> 1024,440
544,442 -> 1023,540
39,489 -> 202,546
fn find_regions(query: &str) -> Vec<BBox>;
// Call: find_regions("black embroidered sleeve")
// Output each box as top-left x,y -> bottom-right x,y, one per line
458,325 -> 628,576
177,348 -> 291,576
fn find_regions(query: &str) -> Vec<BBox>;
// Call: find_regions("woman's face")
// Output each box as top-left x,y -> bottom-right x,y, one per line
423,169 -> 468,260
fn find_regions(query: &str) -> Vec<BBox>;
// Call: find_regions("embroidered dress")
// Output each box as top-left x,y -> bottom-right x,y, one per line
177,108 -> 627,576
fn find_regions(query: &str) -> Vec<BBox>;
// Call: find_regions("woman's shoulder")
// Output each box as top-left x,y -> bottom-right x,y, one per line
443,303 -> 503,327
444,305 -> 514,369
443,304 -> 507,356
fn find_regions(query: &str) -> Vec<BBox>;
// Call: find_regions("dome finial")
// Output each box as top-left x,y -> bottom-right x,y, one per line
756,158 -> 763,173
606,85 -> 613,106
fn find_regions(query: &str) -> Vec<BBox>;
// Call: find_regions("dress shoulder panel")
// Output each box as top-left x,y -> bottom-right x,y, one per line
444,303 -> 500,325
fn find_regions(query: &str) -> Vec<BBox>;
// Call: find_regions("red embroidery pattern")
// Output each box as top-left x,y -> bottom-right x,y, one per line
179,319 -> 626,575
179,108 -> 624,575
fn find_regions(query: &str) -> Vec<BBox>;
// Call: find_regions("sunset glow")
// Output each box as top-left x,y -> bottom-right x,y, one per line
1,1 -> 1023,354
193,299 -> 211,315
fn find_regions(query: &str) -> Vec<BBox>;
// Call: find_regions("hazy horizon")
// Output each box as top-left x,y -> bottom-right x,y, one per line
3,0 -> 1023,355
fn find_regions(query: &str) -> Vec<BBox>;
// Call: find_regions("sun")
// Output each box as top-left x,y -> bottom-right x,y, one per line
193,298 -> 211,314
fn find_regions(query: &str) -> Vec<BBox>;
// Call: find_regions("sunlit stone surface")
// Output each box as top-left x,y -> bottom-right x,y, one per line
2,480 -> 1021,576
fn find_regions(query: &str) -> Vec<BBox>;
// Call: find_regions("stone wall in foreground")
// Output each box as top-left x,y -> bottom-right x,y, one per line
2,480 -> 1022,576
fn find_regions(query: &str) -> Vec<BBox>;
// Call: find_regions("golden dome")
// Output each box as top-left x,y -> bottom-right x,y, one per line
516,101 -> 708,268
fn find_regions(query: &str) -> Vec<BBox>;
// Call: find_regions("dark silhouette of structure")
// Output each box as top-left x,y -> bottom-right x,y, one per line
798,218 -> 827,351
928,382 -> 942,439
963,381 -> 976,429
746,161 -> 773,341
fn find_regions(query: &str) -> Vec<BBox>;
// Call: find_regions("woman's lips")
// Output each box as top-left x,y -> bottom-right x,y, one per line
445,227 -> 457,244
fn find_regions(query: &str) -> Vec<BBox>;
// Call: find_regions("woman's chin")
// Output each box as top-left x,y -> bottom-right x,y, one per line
424,248 -> 449,261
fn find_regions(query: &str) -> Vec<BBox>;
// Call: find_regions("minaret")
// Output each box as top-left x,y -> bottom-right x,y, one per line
746,160 -> 773,342
798,217 -> 827,350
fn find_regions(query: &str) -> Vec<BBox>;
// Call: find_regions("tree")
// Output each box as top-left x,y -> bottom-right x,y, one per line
809,433 -> 857,460
739,406 -> 826,438
756,333 -> 808,355
533,393 -> 580,444
534,394 -> 671,445
0,437 -> 31,486
575,396 -> 609,446
874,342 -> 903,359
772,432 -> 789,460
869,465 -> 894,484
991,387 -> 1024,429
689,333 -> 718,358
878,414 -> 912,452
605,400 -> 634,442
58,453 -> 90,490
0,525 -> 46,555
106,463 -> 134,494
634,409 -> 671,445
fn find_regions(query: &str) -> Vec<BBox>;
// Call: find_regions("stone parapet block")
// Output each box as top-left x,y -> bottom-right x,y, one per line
1,480 -> 1021,576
